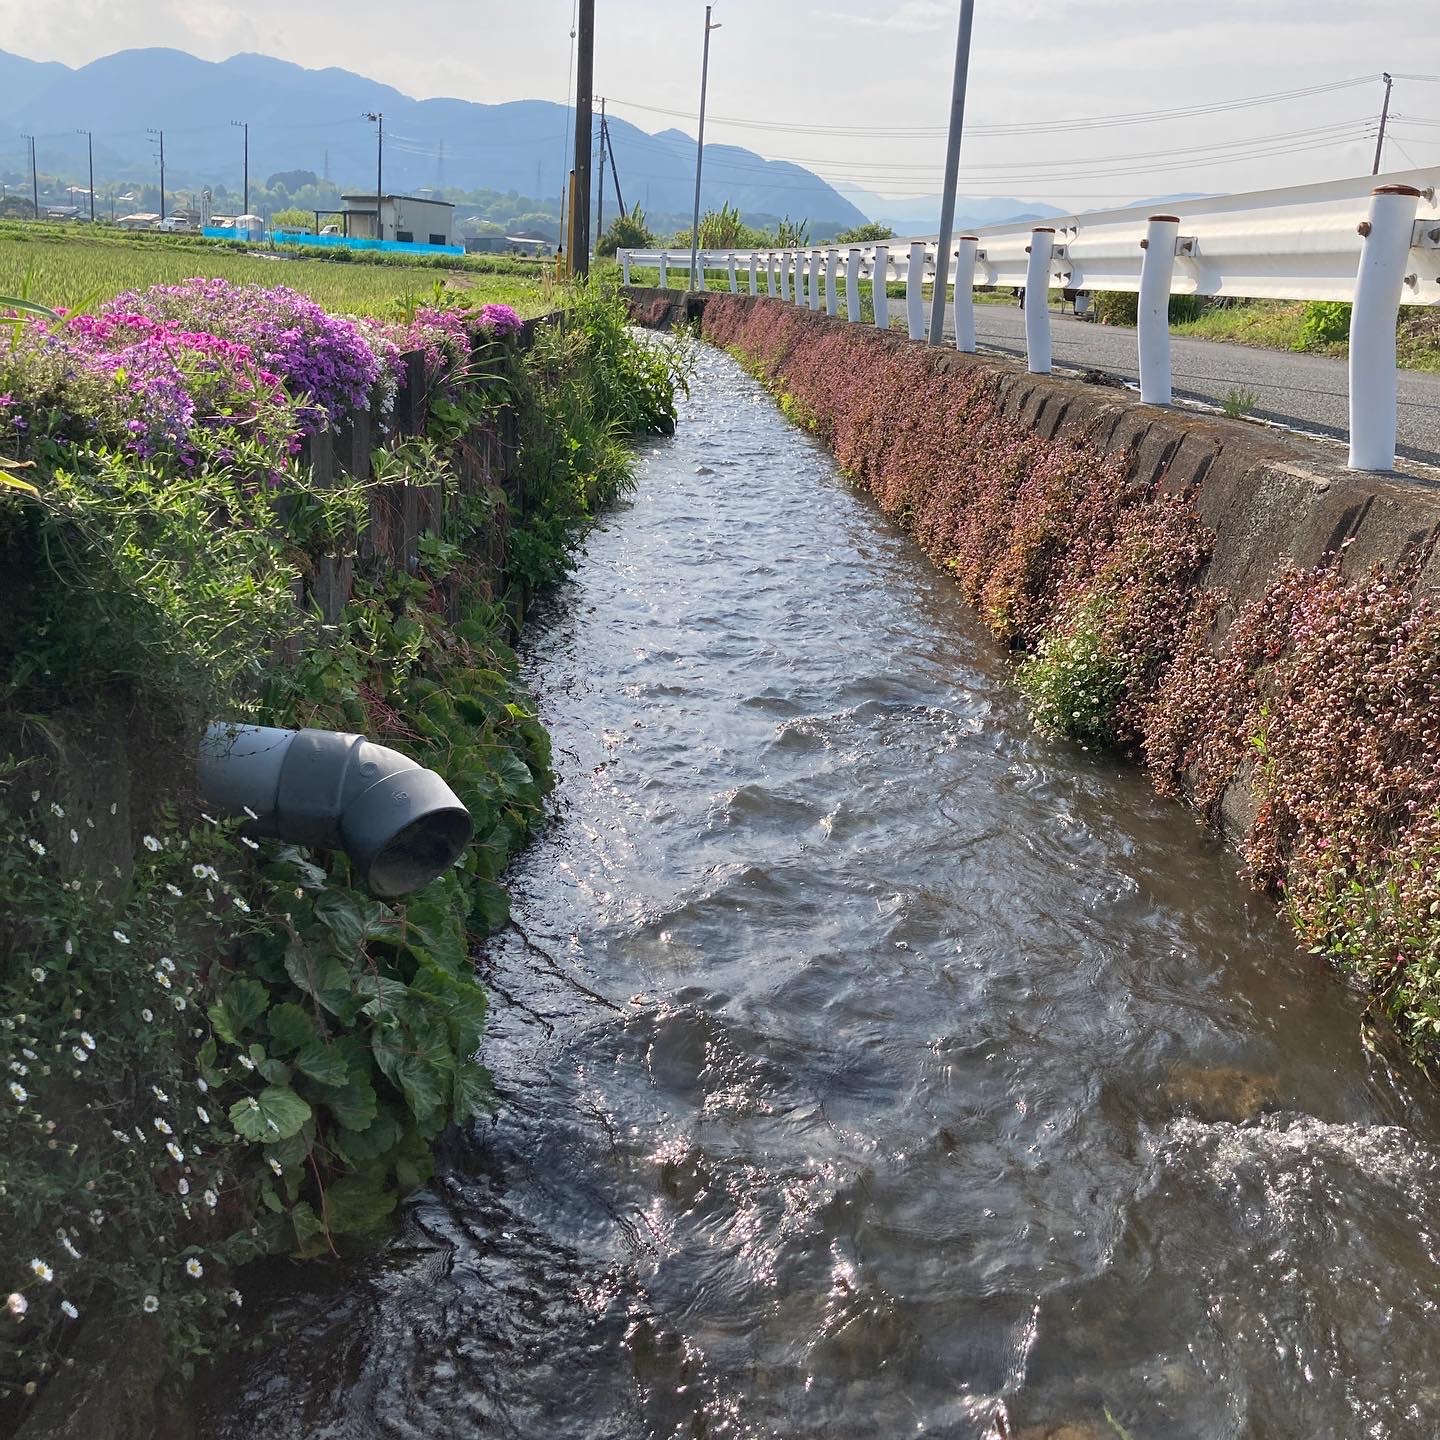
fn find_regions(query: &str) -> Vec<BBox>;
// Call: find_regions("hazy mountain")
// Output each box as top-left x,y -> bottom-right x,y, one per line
837,185 -> 1067,236
0,47 -> 866,229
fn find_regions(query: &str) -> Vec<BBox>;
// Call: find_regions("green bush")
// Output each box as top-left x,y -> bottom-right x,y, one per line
1297,300 -> 1351,350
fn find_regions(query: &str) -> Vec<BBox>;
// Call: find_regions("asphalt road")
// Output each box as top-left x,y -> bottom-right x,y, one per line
942,302 -> 1440,470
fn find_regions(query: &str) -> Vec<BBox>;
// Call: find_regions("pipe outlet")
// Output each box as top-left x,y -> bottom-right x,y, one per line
198,723 -> 474,898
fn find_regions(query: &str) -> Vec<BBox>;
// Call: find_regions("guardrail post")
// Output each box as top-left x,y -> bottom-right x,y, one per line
727,253 -> 738,293
808,251 -> 822,311
778,253 -> 790,301
696,251 -> 708,293
1349,183 -> 1422,470
621,251 -> 632,285
954,236 -> 978,351
748,255 -> 759,295
1024,228 -> 1055,373
1138,215 -> 1180,404
846,247 -> 862,322
906,241 -> 926,340
825,248 -> 840,316
873,244 -> 890,331
659,253 -> 668,288
766,254 -> 777,297
795,252 -> 806,306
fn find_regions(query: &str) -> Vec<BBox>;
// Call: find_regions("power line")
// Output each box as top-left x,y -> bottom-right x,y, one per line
605,74 -> 1380,140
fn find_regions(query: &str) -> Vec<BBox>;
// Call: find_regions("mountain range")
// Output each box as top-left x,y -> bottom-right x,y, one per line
0,47 -> 868,229
0,47 -> 1069,238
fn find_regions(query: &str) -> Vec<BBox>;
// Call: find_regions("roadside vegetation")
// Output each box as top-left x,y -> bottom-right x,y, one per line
0,274 -> 682,1426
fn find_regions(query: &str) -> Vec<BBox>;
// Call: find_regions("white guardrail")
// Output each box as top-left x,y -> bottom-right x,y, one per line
620,166 -> 1440,471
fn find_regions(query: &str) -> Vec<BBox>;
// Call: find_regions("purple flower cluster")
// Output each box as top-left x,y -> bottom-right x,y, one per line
104,278 -> 384,433
475,303 -> 523,339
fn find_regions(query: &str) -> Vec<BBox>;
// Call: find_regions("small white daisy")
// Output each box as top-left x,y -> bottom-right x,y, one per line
30,968 -> 45,984
153,1117 -> 173,1135
184,1258 -> 203,1279
226,1289 -> 242,1307
239,836 -> 260,850
177,1178 -> 189,1196
59,1236 -> 81,1261
196,1078 -> 209,1094
232,898 -> 251,914
71,1047 -> 89,1064
165,884 -> 183,898
143,836 -> 162,852
152,1087 -> 169,1103
112,930 -> 130,945
142,1295 -> 159,1313
203,1189 -> 218,1210
7,1082 -> 26,1103
196,1106 -> 210,1124
268,1158 -> 283,1176
49,802 -> 64,818
60,1300 -> 78,1319
159,957 -> 176,974
79,1032 -> 95,1051
174,997 -> 187,1012
29,1259 -> 52,1283
6,1292 -> 26,1317
69,829 -> 79,845
166,1141 -> 184,1163
26,838 -> 46,857
141,1008 -> 154,1023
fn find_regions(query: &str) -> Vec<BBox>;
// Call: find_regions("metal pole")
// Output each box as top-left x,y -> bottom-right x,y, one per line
148,128 -> 166,220
78,130 -> 94,222
572,0 -> 594,276
1348,183 -> 1421,470
688,5 -> 720,292
1137,216 -> 1180,403
21,135 -> 37,218
233,120 -> 249,214
1372,72 -> 1393,176
928,0 -> 976,345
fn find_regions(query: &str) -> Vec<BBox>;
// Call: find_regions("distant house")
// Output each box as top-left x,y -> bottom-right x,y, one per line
43,205 -> 80,221
504,235 -> 551,255
339,193 -> 456,247
116,213 -> 160,230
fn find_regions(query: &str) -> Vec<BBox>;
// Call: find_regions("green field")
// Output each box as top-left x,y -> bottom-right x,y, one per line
0,221 -> 550,316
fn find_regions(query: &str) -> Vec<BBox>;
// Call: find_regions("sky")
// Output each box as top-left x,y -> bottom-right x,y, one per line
2,0 -> 1438,211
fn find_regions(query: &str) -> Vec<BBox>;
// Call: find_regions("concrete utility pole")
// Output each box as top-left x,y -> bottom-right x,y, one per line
572,0 -> 595,276
232,120 -> 249,214
364,111 -> 384,239
595,98 -> 607,249
147,128 -> 165,220
20,134 -> 37,218
1372,72 -> 1393,175
689,5 -> 721,292
76,129 -> 94,222
928,0 -> 976,345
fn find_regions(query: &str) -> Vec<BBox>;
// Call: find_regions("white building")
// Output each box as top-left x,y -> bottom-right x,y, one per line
340,193 -> 456,247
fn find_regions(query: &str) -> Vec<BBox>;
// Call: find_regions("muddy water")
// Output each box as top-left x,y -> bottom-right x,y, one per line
206,344 -> 1440,1440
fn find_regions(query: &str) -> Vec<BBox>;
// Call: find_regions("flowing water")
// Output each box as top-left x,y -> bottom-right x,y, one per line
207,344 -> 1440,1440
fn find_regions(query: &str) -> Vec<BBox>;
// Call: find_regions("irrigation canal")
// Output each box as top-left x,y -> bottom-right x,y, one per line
204,342 -> 1440,1439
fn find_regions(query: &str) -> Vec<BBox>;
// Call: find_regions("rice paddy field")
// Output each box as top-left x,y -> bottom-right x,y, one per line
0,221 -> 550,316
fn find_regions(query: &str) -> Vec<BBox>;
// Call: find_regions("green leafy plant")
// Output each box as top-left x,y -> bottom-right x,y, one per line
1219,386 -> 1259,419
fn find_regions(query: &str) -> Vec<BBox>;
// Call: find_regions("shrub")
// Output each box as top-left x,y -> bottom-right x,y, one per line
1297,300 -> 1351,350
270,207 -> 314,233
597,207 -> 656,258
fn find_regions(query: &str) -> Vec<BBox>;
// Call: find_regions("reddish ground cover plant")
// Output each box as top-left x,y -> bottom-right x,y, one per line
697,295 -> 1440,1061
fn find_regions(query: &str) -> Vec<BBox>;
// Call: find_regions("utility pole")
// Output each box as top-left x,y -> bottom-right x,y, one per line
1372,72 -> 1393,175
20,134 -> 37,218
148,127 -> 165,220
76,129 -> 94,222
928,0 -> 976,345
232,120 -> 249,213
688,5 -> 721,291
363,112 -> 384,239
595,98 -> 607,249
605,116 -> 626,219
572,0 -> 595,276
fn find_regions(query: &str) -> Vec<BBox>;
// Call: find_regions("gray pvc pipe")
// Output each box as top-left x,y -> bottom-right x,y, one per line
198,723 -> 473,898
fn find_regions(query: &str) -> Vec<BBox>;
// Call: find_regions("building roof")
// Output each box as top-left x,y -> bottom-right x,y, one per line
340,193 -> 456,209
